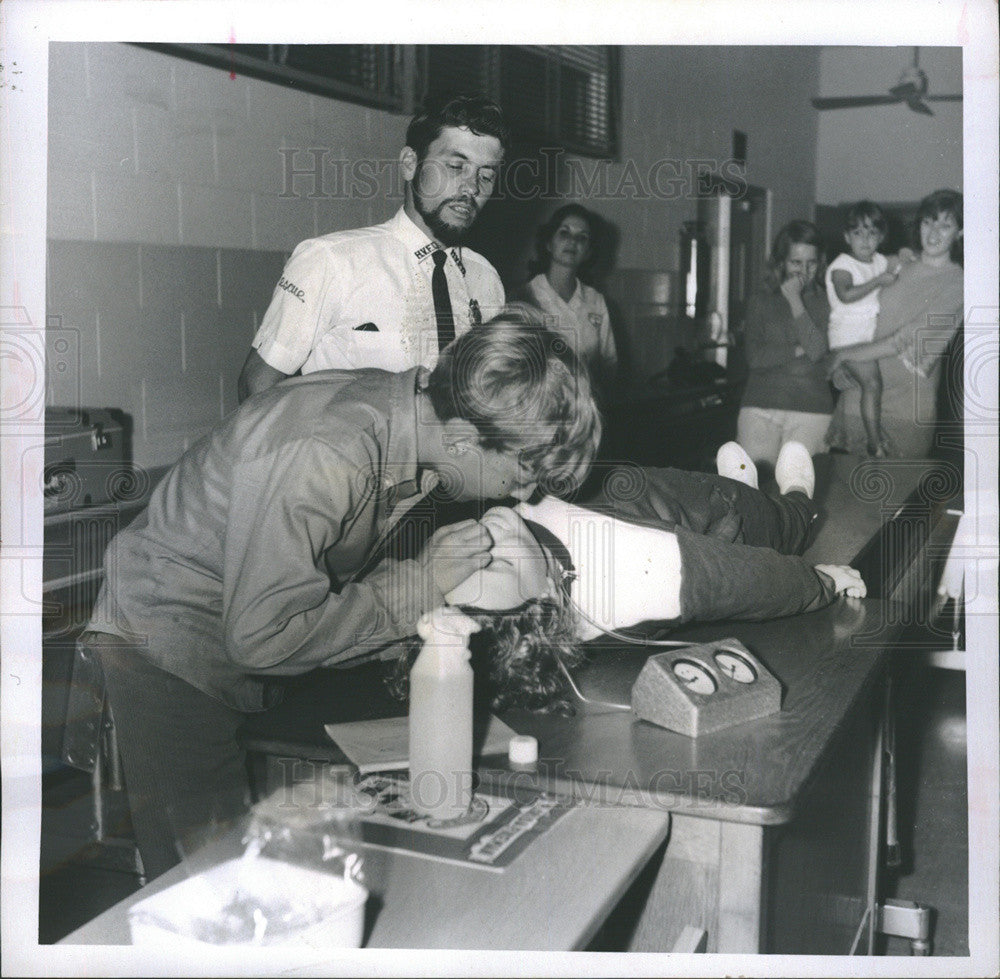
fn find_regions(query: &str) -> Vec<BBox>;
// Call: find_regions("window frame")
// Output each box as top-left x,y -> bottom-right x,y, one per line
134,42 -> 620,159
133,43 -> 408,113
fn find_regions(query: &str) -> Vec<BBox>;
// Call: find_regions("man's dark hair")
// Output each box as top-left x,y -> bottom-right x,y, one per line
405,92 -> 510,159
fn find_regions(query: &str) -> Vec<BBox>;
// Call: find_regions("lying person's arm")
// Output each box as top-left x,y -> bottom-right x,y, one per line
517,496 -> 863,640
671,525 -> 863,626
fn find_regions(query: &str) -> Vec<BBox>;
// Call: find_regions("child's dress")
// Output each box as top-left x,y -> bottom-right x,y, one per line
825,251 -> 888,350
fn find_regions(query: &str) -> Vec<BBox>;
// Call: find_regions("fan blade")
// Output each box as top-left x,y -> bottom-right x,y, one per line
890,82 -> 922,100
811,94 -> 900,109
924,94 -> 963,102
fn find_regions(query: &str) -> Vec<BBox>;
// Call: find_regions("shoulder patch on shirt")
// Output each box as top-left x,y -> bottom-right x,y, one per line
277,276 -> 306,302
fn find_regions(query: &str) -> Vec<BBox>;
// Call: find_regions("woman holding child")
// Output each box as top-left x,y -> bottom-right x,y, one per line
826,189 -> 964,459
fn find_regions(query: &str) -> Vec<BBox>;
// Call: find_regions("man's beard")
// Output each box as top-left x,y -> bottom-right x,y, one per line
412,186 -> 479,247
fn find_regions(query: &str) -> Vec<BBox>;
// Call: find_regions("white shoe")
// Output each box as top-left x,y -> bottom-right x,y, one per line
715,441 -> 759,489
775,441 -> 815,499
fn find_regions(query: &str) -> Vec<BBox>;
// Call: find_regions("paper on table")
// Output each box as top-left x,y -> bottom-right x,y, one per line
324,715 -> 519,774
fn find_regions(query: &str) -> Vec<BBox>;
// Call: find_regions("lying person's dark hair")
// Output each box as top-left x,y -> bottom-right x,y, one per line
387,596 -> 585,715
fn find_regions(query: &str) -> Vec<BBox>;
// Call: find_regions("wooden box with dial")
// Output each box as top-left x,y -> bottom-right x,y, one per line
631,638 -> 781,737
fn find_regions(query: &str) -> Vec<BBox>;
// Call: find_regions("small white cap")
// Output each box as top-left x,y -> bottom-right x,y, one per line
508,734 -> 538,766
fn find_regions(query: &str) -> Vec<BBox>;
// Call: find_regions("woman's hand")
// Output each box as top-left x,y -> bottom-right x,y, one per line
885,249 -> 916,278
825,349 -> 847,378
780,274 -> 805,301
780,274 -> 807,317
814,564 -> 867,598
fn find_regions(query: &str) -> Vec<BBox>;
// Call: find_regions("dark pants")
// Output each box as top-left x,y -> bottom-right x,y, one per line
586,466 -> 833,623
586,465 -> 818,554
86,635 -> 253,882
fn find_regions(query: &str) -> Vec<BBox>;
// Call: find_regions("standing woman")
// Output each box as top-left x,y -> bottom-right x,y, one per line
826,189 -> 964,458
525,204 -> 618,396
736,220 -> 834,470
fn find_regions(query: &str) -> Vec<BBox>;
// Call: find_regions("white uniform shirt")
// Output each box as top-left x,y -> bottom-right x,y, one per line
825,251 -> 889,349
252,208 -> 505,374
527,273 -> 617,380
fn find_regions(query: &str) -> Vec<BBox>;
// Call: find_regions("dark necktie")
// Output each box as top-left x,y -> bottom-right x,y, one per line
431,250 -> 455,351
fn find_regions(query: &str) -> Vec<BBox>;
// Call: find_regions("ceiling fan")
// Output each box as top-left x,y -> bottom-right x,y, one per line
811,47 -> 962,116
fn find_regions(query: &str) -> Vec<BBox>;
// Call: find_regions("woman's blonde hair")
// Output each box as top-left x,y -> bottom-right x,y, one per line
763,219 -> 826,292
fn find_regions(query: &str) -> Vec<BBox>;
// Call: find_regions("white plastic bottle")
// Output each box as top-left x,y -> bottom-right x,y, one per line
408,607 -> 480,820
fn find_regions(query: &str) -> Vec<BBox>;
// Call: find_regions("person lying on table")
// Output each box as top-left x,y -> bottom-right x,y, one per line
390,440 -> 866,713
81,309 -> 601,881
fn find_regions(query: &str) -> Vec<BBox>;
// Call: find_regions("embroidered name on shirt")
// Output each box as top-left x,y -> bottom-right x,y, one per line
450,249 -> 466,276
278,276 -> 306,302
413,243 -> 438,261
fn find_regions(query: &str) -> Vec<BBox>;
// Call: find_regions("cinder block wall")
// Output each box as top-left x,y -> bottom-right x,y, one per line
46,42 -> 409,468
47,43 -> 823,469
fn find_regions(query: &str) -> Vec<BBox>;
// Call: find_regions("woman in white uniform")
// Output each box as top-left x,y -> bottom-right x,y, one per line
524,204 -> 618,397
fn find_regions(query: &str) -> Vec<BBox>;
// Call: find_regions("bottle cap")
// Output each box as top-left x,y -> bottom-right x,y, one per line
508,734 -> 538,766
416,607 -> 481,646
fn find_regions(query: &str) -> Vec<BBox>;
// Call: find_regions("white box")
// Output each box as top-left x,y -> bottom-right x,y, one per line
128,856 -> 367,948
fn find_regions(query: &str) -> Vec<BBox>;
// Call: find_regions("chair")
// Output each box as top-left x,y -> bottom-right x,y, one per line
60,639 -> 145,881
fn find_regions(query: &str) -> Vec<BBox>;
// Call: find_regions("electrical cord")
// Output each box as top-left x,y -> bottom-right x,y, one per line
558,590 -> 750,710
565,589 -> 697,649
556,657 -> 632,711
556,591 -> 697,711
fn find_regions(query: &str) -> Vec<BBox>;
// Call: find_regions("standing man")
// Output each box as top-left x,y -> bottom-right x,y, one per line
237,93 -> 508,401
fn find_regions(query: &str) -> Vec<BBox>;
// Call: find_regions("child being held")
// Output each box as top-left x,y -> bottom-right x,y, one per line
825,201 -> 911,457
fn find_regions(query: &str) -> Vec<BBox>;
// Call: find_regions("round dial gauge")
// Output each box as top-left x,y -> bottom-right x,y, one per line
714,649 -> 757,683
672,659 -> 717,696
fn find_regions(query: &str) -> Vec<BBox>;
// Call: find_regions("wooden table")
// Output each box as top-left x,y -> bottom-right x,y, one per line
60,796 -> 671,951
63,455 -> 961,955
478,601 -> 893,953
235,454 -> 959,953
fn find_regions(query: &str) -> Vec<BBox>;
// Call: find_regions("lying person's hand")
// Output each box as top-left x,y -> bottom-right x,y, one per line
814,564 -> 867,598
419,519 -> 493,597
